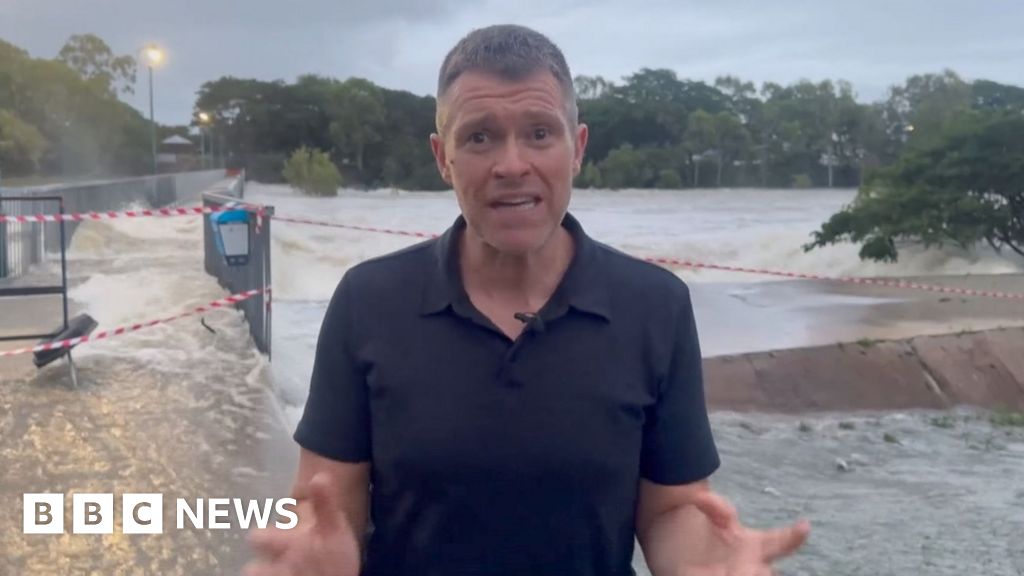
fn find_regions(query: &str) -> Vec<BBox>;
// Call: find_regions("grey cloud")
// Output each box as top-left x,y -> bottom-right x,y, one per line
1,0 -> 1021,123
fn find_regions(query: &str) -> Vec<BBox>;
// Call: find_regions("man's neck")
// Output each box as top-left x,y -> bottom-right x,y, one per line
459,226 -> 575,313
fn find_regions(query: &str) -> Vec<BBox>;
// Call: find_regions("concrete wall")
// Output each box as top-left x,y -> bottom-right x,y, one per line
704,327 -> 1024,413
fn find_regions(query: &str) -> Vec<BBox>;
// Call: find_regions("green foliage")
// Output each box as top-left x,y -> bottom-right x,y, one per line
0,109 -> 47,173
189,59 -> 1024,192
0,35 -> 148,177
971,80 -> 1024,114
990,411 -> 1024,428
595,145 -> 684,189
792,174 -> 813,188
576,163 -> 603,188
282,147 -> 342,197
655,169 -> 683,189
57,34 -> 137,96
806,111 -> 1024,261
682,109 -> 755,187
885,70 -> 971,152
328,78 -> 385,174
599,144 -> 646,189
246,153 -> 289,184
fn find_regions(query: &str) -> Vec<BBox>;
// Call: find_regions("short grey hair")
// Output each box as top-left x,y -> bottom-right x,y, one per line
435,24 -> 578,133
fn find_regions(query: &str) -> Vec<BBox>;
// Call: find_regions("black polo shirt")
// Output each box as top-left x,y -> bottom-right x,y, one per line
294,212 -> 720,576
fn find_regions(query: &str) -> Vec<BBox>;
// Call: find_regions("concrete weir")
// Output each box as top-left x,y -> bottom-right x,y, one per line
704,326 -> 1024,413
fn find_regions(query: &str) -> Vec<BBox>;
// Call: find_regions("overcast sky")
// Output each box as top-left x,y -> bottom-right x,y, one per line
1,0 -> 1021,125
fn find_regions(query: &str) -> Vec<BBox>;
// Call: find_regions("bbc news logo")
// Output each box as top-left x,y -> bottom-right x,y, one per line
24,494 -> 298,534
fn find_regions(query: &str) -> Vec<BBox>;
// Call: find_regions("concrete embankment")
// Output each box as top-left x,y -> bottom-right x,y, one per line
705,326 -> 1024,413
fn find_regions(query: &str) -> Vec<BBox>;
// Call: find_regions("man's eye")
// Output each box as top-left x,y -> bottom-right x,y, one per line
533,128 -> 549,140
468,132 -> 488,144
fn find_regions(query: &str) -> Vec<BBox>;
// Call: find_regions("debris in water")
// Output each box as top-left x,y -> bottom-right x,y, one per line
201,318 -> 217,334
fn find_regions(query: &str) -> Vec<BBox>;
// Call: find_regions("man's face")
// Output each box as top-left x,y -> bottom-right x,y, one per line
431,70 -> 588,255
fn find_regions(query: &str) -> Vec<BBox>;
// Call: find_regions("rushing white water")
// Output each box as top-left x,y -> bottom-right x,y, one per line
251,185 -> 1024,576
37,184 -> 1023,576
239,184 -> 1024,428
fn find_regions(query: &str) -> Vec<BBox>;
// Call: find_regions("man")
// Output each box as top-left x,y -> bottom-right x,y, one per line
245,24 -> 810,576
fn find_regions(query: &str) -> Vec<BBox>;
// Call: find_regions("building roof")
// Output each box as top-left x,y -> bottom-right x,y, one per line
161,135 -> 194,146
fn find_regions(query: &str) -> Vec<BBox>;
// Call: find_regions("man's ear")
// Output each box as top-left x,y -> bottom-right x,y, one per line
430,133 -> 452,184
573,123 -> 589,176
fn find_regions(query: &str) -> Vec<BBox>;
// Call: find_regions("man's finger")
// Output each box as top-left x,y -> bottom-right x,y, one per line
308,471 -> 345,534
247,526 -> 291,559
689,490 -> 739,533
717,527 -> 768,576
759,519 -> 811,562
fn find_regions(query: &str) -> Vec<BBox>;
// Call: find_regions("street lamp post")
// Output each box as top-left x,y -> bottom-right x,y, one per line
197,111 -> 209,167
142,45 -> 164,174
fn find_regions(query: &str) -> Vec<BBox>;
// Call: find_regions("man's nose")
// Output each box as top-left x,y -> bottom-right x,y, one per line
493,138 -> 531,179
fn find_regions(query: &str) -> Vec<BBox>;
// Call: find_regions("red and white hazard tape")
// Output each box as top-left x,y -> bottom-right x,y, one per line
0,204 -> 264,224
272,217 -> 1024,302
5,203 -> 1022,301
0,288 -> 271,358
272,215 -> 439,240
645,257 -> 1024,301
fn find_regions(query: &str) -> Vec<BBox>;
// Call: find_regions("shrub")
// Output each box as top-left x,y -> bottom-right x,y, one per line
655,169 -> 683,189
282,147 -> 342,196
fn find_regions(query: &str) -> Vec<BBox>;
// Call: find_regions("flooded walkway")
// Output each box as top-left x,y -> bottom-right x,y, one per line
2,187 -> 1023,574
0,217 -> 294,575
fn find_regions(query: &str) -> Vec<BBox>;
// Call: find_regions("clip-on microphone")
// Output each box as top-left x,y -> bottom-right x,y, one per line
513,312 -> 545,332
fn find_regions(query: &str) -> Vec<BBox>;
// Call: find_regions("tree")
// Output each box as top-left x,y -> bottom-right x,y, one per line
328,78 -> 385,177
574,75 -> 613,100
599,144 -> 647,189
971,79 -> 1024,114
685,110 -> 717,186
881,70 -> 970,154
576,163 -> 603,188
712,112 -> 751,186
805,112 -> 1024,261
184,62 -> 1022,192
715,75 -> 758,122
0,109 -> 48,174
655,169 -> 683,189
58,34 -> 137,96
0,35 -> 150,176
365,87 -> 440,189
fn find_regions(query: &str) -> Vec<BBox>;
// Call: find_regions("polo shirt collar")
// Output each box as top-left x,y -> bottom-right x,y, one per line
420,212 -> 612,322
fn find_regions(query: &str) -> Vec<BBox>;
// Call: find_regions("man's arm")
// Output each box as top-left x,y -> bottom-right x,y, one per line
636,478 -> 736,576
637,477 -> 811,576
245,448 -> 370,576
290,448 -> 370,540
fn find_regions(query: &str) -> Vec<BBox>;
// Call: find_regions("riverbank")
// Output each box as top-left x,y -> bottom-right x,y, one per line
705,326 -> 1024,413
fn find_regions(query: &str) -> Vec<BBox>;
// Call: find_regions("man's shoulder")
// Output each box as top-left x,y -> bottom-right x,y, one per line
339,237 -> 439,290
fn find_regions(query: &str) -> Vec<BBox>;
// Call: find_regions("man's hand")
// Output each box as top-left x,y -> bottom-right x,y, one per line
680,490 -> 810,576
242,472 -> 361,576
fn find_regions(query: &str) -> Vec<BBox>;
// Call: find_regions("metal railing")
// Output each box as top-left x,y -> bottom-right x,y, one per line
202,178 -> 273,356
0,196 -> 70,341
0,170 -> 225,279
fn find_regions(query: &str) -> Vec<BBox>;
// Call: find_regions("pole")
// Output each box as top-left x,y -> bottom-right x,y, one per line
149,65 -> 157,174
